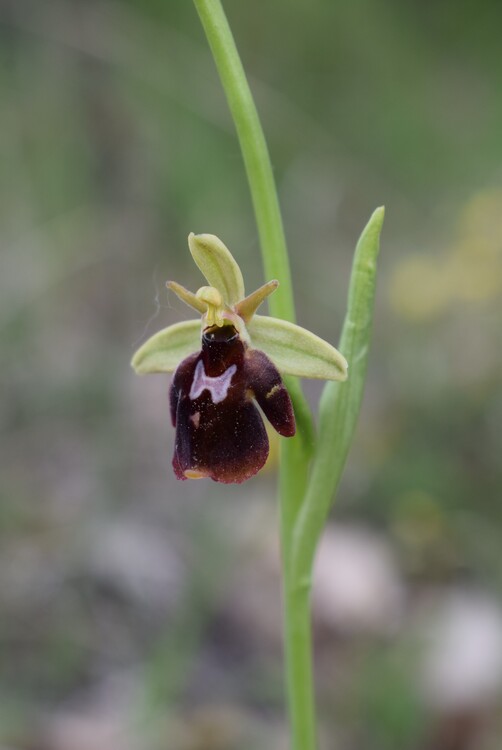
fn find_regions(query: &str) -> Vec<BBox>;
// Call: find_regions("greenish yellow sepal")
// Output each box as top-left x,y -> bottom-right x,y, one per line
167,280 -> 206,314
248,315 -> 348,381
134,233 -> 349,382
131,319 -> 200,374
188,233 -> 245,306
235,279 -> 279,322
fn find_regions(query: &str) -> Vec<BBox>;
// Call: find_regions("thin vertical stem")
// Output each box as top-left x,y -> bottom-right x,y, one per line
192,2 -> 316,748
193,0 -> 294,323
282,580 -> 317,749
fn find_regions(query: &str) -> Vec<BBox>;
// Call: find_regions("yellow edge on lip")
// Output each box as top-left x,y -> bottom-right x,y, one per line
184,469 -> 207,480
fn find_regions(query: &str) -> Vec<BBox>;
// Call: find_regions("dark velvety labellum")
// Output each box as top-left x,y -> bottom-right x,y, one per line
170,326 -> 295,483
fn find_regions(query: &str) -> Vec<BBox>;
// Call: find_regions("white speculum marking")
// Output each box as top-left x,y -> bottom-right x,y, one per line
189,360 -> 237,404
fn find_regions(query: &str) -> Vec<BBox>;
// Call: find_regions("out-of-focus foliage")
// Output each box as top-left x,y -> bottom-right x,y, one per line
1,1 -> 502,748
391,189 -> 502,319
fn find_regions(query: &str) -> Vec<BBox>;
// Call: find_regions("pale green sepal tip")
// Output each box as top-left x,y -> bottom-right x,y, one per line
188,232 -> 245,306
131,319 -> 201,374
249,315 -> 348,381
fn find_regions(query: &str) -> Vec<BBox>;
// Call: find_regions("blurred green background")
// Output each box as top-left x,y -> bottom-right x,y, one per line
1,1 -> 502,748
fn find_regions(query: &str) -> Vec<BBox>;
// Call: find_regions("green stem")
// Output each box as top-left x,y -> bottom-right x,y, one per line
192,1 -> 316,748
193,0 -> 293,323
281,579 -> 317,748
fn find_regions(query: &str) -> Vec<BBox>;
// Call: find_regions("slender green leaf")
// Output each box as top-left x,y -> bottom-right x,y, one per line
292,206 -> 385,578
131,320 -> 200,374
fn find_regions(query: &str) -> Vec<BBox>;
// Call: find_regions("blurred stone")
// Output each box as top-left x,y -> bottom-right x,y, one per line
81,519 -> 185,615
420,589 -> 502,711
221,501 -> 282,651
423,710 -> 486,750
40,713 -> 132,750
224,517 -> 405,650
312,524 -> 405,636
36,669 -> 139,750
0,540 -> 64,613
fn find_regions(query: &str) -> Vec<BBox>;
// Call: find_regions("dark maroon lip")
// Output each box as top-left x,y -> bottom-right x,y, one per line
169,333 -> 296,483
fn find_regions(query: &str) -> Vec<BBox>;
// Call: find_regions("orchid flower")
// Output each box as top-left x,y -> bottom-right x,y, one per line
132,233 -> 348,483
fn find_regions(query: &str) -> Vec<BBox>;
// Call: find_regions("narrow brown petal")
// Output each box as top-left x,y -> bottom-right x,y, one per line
244,349 -> 296,437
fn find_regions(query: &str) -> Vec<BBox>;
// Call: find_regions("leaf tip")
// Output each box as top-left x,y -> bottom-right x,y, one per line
372,205 -> 385,230
356,205 -> 385,264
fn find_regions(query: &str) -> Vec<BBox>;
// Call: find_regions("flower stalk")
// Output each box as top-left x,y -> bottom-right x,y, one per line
192,1 -> 383,747
190,3 -> 320,742
138,1 -> 384,747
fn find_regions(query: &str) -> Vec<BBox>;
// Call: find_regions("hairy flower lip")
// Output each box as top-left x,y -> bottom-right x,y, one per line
170,330 -> 295,483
